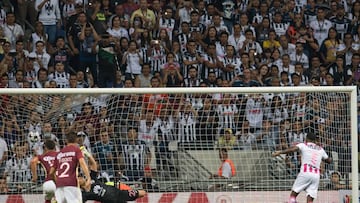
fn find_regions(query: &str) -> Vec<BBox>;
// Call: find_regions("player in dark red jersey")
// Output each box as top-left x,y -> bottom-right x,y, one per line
49,131 -> 91,203
30,139 -> 59,203
78,146 -> 146,203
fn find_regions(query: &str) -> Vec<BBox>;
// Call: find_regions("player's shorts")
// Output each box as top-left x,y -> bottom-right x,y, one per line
55,186 -> 82,203
292,172 -> 320,199
43,180 -> 56,200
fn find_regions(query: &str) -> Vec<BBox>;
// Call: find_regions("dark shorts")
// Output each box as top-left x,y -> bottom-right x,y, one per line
102,189 -> 139,203
82,174 -> 139,203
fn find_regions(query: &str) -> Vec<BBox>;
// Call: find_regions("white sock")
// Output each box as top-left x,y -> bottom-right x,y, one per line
288,196 -> 296,203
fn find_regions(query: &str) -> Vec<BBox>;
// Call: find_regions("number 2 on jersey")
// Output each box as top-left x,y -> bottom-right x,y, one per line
59,162 -> 70,178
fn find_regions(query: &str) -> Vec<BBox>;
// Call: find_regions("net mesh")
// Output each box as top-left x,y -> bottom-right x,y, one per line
0,90 -> 354,202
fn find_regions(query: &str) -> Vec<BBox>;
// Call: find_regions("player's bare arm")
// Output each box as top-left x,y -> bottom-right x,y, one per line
87,153 -> 98,171
79,157 -> 92,191
272,145 -> 299,157
80,146 -> 97,171
78,176 -> 90,191
30,156 -> 39,182
323,157 -> 332,164
138,190 -> 146,197
48,166 -> 57,183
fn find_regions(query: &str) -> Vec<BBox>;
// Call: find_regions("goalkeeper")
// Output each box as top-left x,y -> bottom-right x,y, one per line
79,146 -> 146,203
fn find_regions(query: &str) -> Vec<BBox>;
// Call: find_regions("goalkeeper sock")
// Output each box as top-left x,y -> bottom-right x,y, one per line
288,196 -> 296,203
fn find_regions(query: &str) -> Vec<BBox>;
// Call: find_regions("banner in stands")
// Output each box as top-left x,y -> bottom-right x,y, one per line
0,191 -> 340,203
338,190 -> 360,203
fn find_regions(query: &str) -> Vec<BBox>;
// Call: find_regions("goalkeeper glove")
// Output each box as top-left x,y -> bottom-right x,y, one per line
80,146 -> 91,157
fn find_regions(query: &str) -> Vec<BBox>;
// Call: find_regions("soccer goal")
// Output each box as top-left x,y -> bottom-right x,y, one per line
0,86 -> 357,203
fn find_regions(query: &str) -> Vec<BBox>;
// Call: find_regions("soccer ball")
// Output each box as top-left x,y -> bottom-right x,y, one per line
28,131 -> 40,143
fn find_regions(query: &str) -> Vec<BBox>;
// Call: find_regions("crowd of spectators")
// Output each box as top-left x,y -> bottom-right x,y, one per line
1,0 -> 360,89
0,0 -> 356,193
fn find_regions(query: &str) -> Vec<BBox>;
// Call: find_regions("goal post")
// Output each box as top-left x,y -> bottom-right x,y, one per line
0,86 -> 357,203
349,86 -> 359,203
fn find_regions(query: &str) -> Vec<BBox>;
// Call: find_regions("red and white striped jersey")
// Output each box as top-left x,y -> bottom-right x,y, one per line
297,142 -> 329,174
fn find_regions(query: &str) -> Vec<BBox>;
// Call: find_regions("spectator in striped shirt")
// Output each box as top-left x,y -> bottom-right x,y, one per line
183,66 -> 202,87
118,127 -> 151,181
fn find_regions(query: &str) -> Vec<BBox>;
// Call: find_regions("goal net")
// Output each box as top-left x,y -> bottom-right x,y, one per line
0,87 -> 357,203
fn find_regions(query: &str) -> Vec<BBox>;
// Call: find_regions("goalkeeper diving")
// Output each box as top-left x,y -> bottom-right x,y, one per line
79,146 -> 146,203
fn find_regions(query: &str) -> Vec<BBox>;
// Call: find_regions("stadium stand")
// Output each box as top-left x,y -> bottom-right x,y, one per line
0,0 -> 359,199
